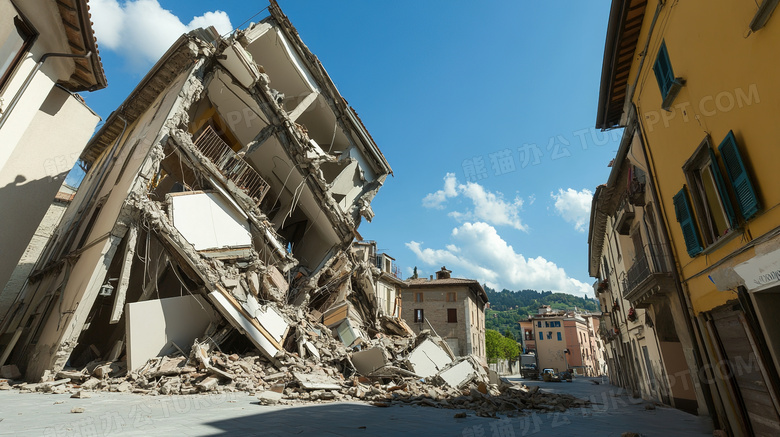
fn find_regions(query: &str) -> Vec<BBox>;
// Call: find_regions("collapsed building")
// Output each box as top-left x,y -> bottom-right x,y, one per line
0,1 -> 392,380
0,2 -> 589,415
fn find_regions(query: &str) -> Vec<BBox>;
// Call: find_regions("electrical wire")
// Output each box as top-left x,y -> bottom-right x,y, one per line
221,7 -> 270,38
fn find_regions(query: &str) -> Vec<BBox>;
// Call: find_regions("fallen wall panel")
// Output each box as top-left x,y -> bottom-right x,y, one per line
406,337 -> 453,378
126,294 -> 219,371
207,290 -> 285,363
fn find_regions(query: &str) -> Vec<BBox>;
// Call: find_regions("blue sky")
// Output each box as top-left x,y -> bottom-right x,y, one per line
78,0 -> 622,297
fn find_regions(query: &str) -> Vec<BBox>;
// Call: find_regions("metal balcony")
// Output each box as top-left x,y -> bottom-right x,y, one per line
193,125 -> 270,205
622,244 -> 676,308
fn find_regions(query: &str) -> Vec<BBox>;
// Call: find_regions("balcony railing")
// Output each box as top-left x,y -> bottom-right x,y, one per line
622,244 -> 675,307
194,125 -> 270,205
375,255 -> 402,279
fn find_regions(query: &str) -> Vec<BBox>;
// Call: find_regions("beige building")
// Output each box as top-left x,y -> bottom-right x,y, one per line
529,306 -> 603,376
0,0 -> 106,305
588,118 -> 703,413
403,267 -> 488,364
350,240 -> 404,318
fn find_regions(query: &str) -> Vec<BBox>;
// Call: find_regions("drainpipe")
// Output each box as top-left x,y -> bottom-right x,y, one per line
0,51 -> 93,131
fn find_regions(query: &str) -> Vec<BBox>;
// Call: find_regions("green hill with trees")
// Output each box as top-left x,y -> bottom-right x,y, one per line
484,287 -> 600,343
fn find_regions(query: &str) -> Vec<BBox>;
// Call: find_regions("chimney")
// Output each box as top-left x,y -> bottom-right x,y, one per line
436,266 -> 451,280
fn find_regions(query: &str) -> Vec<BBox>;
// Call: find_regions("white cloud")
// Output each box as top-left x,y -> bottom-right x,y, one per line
406,222 -> 591,297
422,173 -> 527,231
422,173 -> 458,208
551,188 -> 593,232
90,0 -> 232,69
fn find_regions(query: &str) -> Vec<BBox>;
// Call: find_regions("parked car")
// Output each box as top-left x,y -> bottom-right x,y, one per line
541,368 -> 561,382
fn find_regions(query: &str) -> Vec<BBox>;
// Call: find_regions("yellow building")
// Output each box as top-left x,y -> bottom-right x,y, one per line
596,0 -> 780,435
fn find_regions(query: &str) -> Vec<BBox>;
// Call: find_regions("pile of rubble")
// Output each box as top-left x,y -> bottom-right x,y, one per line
1,326 -> 589,417
0,1 -> 590,419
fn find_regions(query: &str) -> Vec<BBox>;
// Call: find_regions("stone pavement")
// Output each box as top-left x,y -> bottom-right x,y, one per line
0,376 -> 713,436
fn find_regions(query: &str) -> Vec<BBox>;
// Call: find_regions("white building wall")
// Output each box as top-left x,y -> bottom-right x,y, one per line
0,86 -> 99,298
0,197 -> 69,321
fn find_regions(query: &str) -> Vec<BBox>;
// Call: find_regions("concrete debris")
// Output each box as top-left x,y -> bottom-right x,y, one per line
257,390 -> 283,405
4,324 -> 590,416
0,365 -> 22,380
0,0 -> 589,420
406,337 -> 453,378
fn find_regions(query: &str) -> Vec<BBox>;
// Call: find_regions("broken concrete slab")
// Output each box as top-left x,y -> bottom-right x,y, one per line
207,290 -> 285,365
92,364 -> 112,379
256,390 -> 283,405
0,365 -> 22,380
406,338 -> 453,378
262,265 -> 289,302
293,372 -> 341,390
197,376 -> 219,392
437,358 -> 481,389
169,191 -> 252,253
351,347 -> 388,376
126,294 -> 219,371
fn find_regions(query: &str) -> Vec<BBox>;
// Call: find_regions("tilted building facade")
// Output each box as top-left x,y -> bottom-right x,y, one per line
593,0 -> 780,434
0,2 -> 392,380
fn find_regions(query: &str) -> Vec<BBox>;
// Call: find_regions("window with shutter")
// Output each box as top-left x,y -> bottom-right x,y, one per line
718,131 -> 760,221
653,41 -> 675,98
683,138 -> 734,245
673,188 -> 703,257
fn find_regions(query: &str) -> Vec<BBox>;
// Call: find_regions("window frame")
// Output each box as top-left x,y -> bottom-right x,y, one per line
652,40 -> 684,110
0,9 -> 38,94
413,308 -> 424,323
414,292 -> 423,303
682,137 -> 735,246
539,331 -> 543,341
447,308 -> 457,323
653,41 -> 675,99
557,332 -> 562,341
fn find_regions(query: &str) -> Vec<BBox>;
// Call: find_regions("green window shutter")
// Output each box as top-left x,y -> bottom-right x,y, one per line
653,60 -> 666,96
653,42 -> 675,97
718,131 -> 760,220
708,147 -> 736,228
673,188 -> 703,257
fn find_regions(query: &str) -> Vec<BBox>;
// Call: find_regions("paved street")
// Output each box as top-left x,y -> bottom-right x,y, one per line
0,376 -> 713,436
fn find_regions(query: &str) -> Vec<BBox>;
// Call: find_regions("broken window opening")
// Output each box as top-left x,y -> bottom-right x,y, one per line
75,197 -> 106,250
